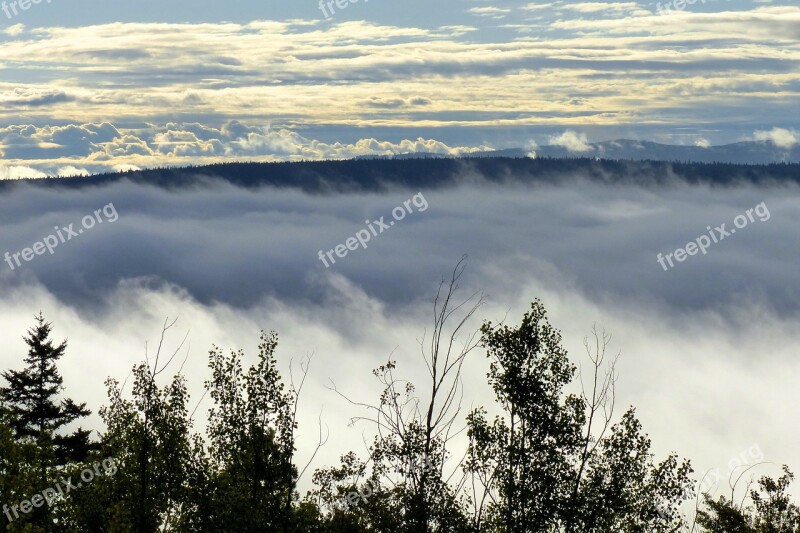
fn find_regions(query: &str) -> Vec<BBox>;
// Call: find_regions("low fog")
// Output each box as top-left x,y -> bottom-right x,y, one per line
0,172 -> 797,501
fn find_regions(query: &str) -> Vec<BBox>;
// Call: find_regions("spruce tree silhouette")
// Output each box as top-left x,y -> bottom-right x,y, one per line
0,313 -> 92,473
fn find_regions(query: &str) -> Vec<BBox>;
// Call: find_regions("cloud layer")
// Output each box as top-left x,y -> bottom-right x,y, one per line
0,174 -> 797,500
0,2 -> 797,166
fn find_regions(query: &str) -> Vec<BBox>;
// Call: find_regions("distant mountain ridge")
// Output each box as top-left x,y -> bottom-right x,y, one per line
359,140 -> 800,165
2,157 -> 798,194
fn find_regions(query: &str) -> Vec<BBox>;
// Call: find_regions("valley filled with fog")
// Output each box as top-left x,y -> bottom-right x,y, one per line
1,166 -> 796,502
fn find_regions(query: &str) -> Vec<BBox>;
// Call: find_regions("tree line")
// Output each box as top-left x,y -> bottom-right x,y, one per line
1,266 -> 798,532
3,157 -> 799,195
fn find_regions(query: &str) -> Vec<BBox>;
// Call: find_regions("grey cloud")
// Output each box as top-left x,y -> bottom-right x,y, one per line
75,49 -> 152,61
0,121 -> 484,165
0,128 -> 42,159
364,96 -> 433,109
365,98 -> 410,109
0,173 -> 798,504
0,174 -> 797,317
0,122 -> 121,159
8,92 -> 73,107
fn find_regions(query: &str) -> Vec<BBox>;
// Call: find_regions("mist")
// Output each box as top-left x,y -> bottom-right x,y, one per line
0,172 -> 797,499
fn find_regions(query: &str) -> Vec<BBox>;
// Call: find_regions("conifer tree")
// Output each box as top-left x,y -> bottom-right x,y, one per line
0,313 -> 92,471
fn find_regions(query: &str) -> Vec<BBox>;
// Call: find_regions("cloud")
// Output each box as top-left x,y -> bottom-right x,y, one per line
548,130 -> 593,152
0,165 -> 46,179
0,89 -> 74,107
565,2 -> 640,13
521,2 -> 557,11
0,122 -> 122,160
753,127 -> 798,149
0,174 -> 797,500
364,96 -> 433,109
57,166 -> 90,177
0,169 -> 795,313
3,24 -> 24,36
695,138 -> 711,148
0,121 -> 490,174
468,6 -> 512,19
0,9 -> 797,146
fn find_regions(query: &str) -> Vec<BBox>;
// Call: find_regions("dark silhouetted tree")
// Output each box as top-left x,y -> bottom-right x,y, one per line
81,318 -> 196,533
0,314 -> 92,467
317,258 -> 481,533
182,331 -> 308,532
465,301 -> 693,532
0,406 -> 42,532
697,466 -> 800,532
0,313 -> 92,529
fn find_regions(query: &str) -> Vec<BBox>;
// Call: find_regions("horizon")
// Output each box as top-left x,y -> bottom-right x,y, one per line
3,143 -> 800,181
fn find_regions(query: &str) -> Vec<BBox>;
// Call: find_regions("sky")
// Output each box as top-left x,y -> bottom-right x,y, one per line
0,0 -> 798,177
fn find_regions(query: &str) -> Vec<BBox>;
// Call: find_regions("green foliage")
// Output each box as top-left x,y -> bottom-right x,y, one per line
89,361 -> 194,532
0,407 -> 43,532
697,466 -> 800,532
467,300 -> 585,531
181,332 -> 300,532
309,450 -> 398,532
466,301 -> 693,532
572,409 -> 693,532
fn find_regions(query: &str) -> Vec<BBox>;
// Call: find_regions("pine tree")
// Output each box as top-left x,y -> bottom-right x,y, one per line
0,313 -> 92,472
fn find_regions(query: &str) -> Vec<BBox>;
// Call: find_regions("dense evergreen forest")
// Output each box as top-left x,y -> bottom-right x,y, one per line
0,264 -> 797,532
1,157 -> 799,194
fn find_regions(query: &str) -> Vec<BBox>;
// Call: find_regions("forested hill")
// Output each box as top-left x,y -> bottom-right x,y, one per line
3,157 -> 800,193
